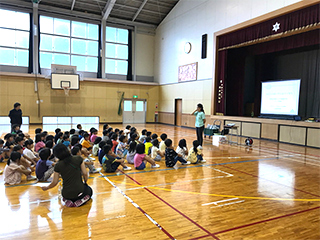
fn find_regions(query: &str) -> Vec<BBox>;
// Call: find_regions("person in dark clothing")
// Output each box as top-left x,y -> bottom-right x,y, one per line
8,103 -> 22,132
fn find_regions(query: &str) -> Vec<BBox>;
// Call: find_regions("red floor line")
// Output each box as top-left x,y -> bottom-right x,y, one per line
99,172 -> 175,239
216,162 -> 320,198
260,145 -> 320,158
189,206 -> 320,240
120,170 -> 220,240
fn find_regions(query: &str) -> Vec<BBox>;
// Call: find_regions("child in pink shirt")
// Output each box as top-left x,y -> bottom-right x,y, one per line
134,143 -> 160,170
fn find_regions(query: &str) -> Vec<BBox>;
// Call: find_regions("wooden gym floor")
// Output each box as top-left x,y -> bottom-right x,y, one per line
0,124 -> 319,240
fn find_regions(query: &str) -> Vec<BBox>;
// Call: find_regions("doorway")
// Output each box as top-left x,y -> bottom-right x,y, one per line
123,99 -> 146,124
175,99 -> 182,126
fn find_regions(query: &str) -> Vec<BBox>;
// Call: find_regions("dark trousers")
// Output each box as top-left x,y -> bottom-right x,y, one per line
70,183 -> 93,203
196,126 -> 204,146
173,156 -> 187,165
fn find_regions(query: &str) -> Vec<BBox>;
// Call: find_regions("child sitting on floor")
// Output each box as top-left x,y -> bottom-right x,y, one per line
176,139 -> 189,163
0,139 -> 5,162
116,135 -> 128,158
90,128 -> 98,143
187,140 -> 206,164
159,133 -> 167,154
139,129 -> 147,143
35,133 -> 46,152
144,137 -> 153,155
124,125 -> 131,136
72,146 -> 99,174
134,143 -> 160,170
36,148 -> 55,182
11,124 -> 21,135
81,133 -> 92,149
151,139 -> 164,161
164,139 -> 190,167
102,130 -> 109,142
98,141 -> 107,165
54,128 -> 62,143
23,139 -> 40,165
4,151 -> 32,185
62,135 -> 71,149
110,133 -> 118,153
92,137 -> 102,156
102,145 -> 131,173
126,140 -> 137,164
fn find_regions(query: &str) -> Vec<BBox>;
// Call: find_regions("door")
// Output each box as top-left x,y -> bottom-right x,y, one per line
123,99 -> 146,124
175,99 -> 182,126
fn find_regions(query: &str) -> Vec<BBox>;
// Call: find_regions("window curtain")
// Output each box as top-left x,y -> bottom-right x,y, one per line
28,13 -> 33,73
219,3 -> 319,50
127,29 -> 133,81
97,24 -> 102,78
215,50 -> 227,114
299,48 -> 320,118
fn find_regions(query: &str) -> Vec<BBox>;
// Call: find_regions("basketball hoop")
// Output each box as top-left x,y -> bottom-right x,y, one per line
63,87 -> 70,96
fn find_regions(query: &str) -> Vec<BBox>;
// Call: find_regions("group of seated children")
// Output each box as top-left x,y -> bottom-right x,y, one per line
1,123 -> 206,185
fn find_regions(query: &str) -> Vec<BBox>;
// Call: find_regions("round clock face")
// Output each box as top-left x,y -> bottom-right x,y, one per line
184,42 -> 192,54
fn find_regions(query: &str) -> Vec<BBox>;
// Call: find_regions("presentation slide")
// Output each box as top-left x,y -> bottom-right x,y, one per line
260,79 -> 301,115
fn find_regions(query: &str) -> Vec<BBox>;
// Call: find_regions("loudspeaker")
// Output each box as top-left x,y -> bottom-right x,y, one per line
201,34 -> 207,59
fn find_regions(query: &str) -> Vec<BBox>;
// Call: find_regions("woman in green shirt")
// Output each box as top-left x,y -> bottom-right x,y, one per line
42,144 -> 93,207
191,103 -> 206,146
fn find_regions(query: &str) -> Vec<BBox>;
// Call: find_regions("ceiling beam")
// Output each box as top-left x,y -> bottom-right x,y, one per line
114,3 -> 163,16
132,0 -> 148,22
71,0 -> 76,10
102,0 -> 116,21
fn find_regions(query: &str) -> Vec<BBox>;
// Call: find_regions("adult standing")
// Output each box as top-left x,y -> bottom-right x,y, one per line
8,102 -> 22,132
191,103 -> 206,146
42,144 -> 93,207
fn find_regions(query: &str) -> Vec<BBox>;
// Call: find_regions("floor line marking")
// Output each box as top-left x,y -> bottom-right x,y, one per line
189,206 -> 320,240
120,170 -> 220,240
145,186 -> 320,202
213,163 -> 320,198
211,200 -> 245,208
99,172 -> 176,240
100,176 -> 320,202
202,198 -> 239,206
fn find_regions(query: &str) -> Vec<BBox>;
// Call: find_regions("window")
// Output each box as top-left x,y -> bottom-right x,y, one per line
42,116 -> 99,132
0,9 -> 29,67
105,26 -> 129,75
39,16 -> 98,72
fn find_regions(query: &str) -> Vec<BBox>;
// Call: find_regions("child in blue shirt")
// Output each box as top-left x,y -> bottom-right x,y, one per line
36,148 -> 55,181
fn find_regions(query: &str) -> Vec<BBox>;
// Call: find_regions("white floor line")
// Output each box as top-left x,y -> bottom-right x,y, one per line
205,167 -> 233,177
211,200 -> 245,208
202,198 -> 239,206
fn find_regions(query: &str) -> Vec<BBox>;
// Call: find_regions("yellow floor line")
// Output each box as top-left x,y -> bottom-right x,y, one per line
111,179 -> 320,202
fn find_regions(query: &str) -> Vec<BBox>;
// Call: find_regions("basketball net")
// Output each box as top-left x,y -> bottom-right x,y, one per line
63,87 -> 70,96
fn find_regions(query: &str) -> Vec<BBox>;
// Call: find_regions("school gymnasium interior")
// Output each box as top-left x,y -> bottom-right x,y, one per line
0,0 -> 319,239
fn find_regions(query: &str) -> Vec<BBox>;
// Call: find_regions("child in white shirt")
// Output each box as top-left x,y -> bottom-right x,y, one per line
176,139 -> 188,162
151,139 -> 164,161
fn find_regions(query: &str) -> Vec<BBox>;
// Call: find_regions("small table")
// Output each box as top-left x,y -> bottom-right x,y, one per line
223,125 -> 240,145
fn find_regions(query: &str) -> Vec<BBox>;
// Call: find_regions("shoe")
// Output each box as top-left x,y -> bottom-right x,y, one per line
123,166 -> 132,171
89,156 -> 96,161
27,175 -> 37,181
198,145 -> 203,150
200,159 -> 206,163
151,164 -> 160,168
74,195 -> 90,207
182,161 -> 191,165
90,169 -> 99,173
64,199 -> 76,207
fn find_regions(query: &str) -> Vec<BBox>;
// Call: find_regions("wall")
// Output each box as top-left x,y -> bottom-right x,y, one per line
0,74 -> 159,124
135,33 -> 155,82
155,0 -> 302,115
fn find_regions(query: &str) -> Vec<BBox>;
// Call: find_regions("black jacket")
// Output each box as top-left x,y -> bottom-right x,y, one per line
8,109 -> 22,125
